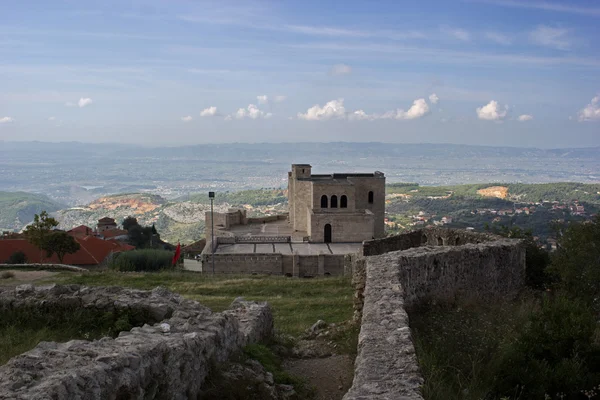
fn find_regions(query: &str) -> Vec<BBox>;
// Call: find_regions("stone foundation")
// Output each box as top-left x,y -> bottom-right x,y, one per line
0,285 -> 273,400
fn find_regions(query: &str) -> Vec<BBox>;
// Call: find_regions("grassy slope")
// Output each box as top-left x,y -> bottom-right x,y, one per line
0,191 -> 64,230
37,271 -> 354,336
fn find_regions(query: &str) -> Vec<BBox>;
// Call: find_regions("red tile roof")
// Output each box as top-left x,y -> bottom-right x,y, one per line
0,235 -> 134,266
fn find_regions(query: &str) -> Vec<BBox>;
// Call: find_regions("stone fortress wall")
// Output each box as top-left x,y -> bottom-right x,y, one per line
344,227 -> 525,400
0,284 -> 273,399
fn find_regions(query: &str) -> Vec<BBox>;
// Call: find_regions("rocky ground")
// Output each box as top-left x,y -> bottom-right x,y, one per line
195,319 -> 356,400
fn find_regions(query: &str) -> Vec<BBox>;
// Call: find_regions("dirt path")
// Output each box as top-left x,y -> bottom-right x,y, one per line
283,354 -> 354,400
0,270 -> 58,286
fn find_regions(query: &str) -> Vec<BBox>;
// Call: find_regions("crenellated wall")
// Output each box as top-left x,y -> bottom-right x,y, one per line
0,284 -> 273,400
344,228 -> 525,400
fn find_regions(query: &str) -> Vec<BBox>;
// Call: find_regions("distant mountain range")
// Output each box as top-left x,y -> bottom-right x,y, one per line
2,140 -> 599,159
1,141 -> 598,227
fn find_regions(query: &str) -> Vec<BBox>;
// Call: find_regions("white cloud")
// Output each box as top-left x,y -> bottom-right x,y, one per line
348,110 -> 372,121
441,26 -> 470,41
429,93 -> 439,105
256,95 -> 269,104
181,115 -> 193,122
78,97 -> 93,108
299,98 -> 431,121
485,31 -> 512,45
518,114 -> 533,121
234,104 -> 272,119
476,100 -> 508,121
200,106 -> 218,117
330,64 -> 352,76
48,116 -> 56,121
274,95 -> 287,103
529,25 -> 570,50
577,96 -> 600,122
391,98 -> 430,120
67,97 -> 93,108
298,99 -> 346,120
0,116 -> 14,123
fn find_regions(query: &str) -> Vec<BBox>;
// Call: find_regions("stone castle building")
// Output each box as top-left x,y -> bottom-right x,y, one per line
287,164 -> 385,243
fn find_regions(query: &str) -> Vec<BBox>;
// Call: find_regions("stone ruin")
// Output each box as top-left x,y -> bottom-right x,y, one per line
344,227 -> 525,400
0,227 -> 526,400
0,284 -> 273,399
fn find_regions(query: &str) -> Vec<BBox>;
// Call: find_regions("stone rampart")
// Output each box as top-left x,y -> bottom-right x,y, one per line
362,226 -> 497,256
0,284 -> 273,400
344,228 -> 524,400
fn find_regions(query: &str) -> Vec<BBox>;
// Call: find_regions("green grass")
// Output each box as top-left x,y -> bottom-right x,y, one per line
0,306 -> 152,365
409,294 -> 537,400
38,271 -> 354,337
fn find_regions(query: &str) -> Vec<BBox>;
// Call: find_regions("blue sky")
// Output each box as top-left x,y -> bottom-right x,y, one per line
0,0 -> 599,147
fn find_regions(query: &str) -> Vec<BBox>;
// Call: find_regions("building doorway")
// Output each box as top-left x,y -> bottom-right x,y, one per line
324,224 -> 332,243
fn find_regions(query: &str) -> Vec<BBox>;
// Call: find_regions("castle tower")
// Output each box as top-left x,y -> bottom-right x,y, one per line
287,164 -> 385,243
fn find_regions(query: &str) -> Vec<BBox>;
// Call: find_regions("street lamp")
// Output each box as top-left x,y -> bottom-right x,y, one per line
209,191 -> 215,274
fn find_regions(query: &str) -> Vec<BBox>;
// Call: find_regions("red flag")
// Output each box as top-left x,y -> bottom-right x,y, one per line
172,242 -> 181,266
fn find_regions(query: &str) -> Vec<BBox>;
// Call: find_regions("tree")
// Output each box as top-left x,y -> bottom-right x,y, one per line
122,216 -> 138,231
7,251 -> 27,264
45,231 -> 80,263
128,224 -> 154,248
24,211 -> 59,263
24,211 -> 80,263
550,215 -> 600,309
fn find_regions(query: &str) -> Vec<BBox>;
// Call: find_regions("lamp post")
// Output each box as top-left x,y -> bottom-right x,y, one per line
209,191 -> 215,274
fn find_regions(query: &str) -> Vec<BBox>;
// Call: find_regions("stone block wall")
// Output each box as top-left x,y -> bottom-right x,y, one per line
348,174 -> 386,238
309,211 -> 374,243
345,229 -> 524,400
362,226 -> 498,256
0,284 -> 273,399
203,253 -> 284,274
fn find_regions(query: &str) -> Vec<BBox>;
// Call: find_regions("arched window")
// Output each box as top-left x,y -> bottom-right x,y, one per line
331,195 -> 338,208
340,195 -> 348,208
368,191 -> 374,204
321,195 -> 328,208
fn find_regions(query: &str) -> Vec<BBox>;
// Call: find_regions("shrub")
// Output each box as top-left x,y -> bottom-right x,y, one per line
492,294 -> 600,398
6,251 -> 27,264
1,271 -> 15,280
109,249 -> 174,272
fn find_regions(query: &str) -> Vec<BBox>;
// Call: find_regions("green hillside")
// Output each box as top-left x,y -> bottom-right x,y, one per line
186,189 -> 288,207
0,191 -> 65,231
387,182 -> 600,204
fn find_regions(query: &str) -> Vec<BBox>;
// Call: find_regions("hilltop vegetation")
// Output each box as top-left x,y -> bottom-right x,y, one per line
186,189 -> 288,207
387,182 -> 600,204
386,182 -> 600,242
1,183 -> 598,244
51,189 -> 288,244
0,192 -> 64,231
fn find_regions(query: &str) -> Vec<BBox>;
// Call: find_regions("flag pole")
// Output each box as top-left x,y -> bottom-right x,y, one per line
209,191 -> 215,275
